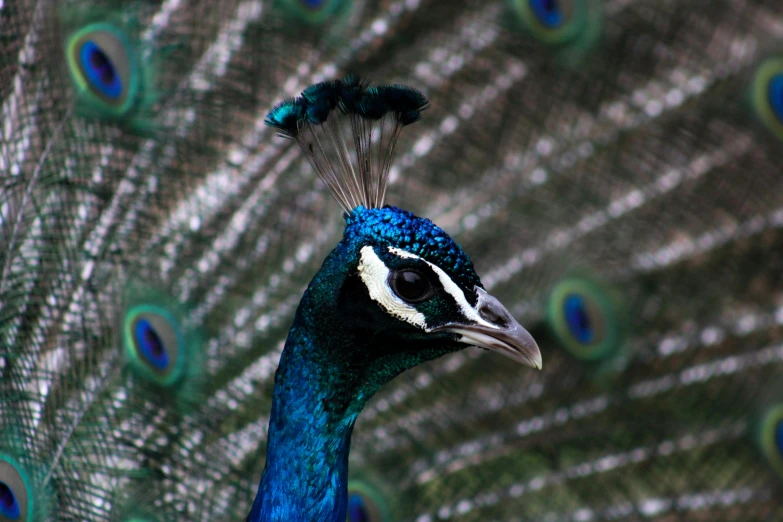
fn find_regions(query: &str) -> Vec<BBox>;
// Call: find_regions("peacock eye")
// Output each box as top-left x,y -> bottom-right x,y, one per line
67,24 -> 136,113
0,455 -> 29,521
345,481 -> 388,522
389,269 -> 434,304
123,304 -> 184,386
758,404 -> 783,479
750,57 -> 783,141
547,277 -> 622,362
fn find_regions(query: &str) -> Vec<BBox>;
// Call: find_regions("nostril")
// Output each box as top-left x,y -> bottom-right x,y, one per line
480,303 -> 508,327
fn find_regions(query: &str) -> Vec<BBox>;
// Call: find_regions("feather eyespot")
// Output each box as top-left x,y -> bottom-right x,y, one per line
751,57 -> 783,141
123,305 -> 184,385
509,0 -> 602,51
345,481 -> 389,522
389,269 -> 434,304
66,23 -> 137,115
347,492 -> 373,522
547,278 -> 621,362
758,404 -> 783,479
0,456 -> 31,522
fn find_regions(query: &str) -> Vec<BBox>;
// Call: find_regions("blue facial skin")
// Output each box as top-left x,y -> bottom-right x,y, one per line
248,206 -> 481,522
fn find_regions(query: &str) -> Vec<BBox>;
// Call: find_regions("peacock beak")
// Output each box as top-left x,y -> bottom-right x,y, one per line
435,288 -> 543,370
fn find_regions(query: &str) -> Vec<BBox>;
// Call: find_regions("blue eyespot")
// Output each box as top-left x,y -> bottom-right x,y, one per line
750,57 -> 783,141
509,0 -> 602,54
345,480 -> 390,522
757,404 -> 783,479
0,481 -> 21,520
547,278 -> 622,362
347,493 -> 370,522
529,0 -> 564,28
768,74 -> 783,123
301,0 -> 327,8
563,293 -> 593,344
123,304 -> 185,385
0,455 -> 31,522
79,40 -> 123,100
66,23 -> 138,115
134,318 -> 170,371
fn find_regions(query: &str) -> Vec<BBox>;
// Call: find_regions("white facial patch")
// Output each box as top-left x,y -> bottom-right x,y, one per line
357,246 -> 428,329
387,247 -> 499,330
357,244 -> 500,332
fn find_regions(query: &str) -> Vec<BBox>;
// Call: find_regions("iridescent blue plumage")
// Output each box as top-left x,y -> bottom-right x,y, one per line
249,80 -> 540,521
248,207 -> 488,521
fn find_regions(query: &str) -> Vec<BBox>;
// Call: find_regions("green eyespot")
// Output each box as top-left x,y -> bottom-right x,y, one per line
0,456 -> 29,522
757,404 -> 783,479
59,4 -> 166,130
66,23 -> 139,117
0,452 -> 50,522
508,0 -> 603,49
119,284 -> 205,410
750,56 -> 783,142
345,480 -> 391,522
546,277 -> 622,362
123,304 -> 186,387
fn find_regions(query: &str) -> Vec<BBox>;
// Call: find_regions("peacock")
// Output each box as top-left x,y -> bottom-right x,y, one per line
2,0 -> 783,520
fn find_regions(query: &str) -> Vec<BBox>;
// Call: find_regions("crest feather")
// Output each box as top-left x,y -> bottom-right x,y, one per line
265,76 -> 429,212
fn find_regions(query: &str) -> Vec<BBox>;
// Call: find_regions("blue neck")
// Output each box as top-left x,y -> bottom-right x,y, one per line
247,287 -> 364,522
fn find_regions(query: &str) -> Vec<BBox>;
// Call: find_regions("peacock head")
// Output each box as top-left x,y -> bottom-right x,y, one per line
267,76 -> 541,393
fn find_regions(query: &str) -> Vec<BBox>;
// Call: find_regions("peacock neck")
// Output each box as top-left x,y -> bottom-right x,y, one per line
247,284 -> 367,522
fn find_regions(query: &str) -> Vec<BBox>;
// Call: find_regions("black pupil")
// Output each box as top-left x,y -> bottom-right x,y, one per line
543,0 -> 558,13
0,482 -> 14,509
89,47 -> 116,86
394,270 -> 429,301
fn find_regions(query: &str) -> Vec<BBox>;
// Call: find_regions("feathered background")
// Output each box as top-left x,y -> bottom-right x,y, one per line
2,0 -> 783,520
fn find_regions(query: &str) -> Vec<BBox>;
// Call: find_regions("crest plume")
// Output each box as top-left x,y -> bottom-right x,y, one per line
265,75 -> 430,212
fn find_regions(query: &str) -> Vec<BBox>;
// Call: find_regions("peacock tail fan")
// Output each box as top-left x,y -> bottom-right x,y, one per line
2,0 -> 783,520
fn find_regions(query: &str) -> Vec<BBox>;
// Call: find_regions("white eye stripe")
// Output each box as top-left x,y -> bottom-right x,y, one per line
358,246 -> 428,329
387,247 -> 498,330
